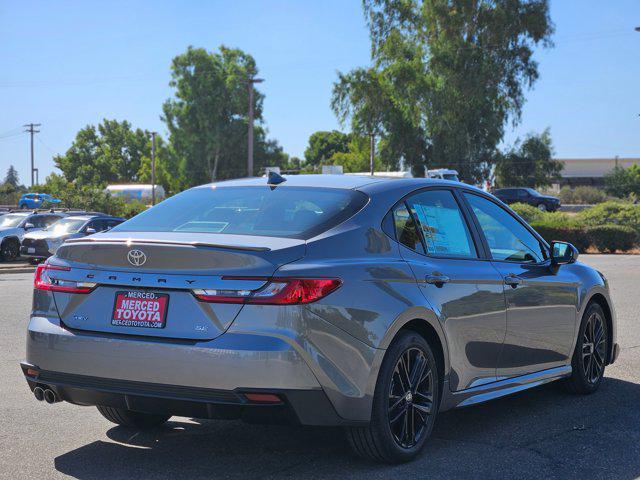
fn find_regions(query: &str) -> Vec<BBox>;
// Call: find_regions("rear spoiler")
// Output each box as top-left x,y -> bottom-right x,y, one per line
63,237 -> 271,252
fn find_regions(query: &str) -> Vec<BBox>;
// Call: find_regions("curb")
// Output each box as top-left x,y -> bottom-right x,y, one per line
0,265 -> 36,274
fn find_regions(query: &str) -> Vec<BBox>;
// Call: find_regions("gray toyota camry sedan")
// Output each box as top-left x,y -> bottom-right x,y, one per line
21,174 -> 618,463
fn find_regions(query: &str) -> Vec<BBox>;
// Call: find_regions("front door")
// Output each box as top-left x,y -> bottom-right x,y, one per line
392,189 -> 507,392
463,193 -> 579,378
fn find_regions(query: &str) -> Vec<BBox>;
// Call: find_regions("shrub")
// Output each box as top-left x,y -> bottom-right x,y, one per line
530,222 -> 591,253
558,186 -> 608,205
577,201 -> 640,235
586,225 -> 637,253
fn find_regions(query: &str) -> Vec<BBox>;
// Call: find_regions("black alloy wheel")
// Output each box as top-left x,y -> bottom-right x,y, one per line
388,347 -> 434,449
582,311 -> 607,385
563,302 -> 608,394
347,331 -> 439,463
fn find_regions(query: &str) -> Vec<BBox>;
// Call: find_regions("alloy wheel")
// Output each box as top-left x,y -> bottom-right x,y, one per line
582,312 -> 606,385
388,347 -> 434,449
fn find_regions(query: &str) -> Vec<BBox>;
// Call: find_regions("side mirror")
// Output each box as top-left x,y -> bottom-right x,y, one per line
84,227 -> 97,235
24,222 -> 35,230
551,241 -> 578,265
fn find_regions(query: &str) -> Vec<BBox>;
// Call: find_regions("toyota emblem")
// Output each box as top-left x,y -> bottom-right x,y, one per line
127,249 -> 147,267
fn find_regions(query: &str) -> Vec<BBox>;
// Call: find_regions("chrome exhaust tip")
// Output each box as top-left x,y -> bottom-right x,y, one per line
33,386 -> 45,401
43,389 -> 58,404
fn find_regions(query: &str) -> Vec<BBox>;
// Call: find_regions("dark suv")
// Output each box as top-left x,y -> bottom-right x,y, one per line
492,188 -> 560,212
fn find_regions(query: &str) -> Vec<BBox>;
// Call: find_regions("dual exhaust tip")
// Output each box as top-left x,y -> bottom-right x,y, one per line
33,386 -> 60,404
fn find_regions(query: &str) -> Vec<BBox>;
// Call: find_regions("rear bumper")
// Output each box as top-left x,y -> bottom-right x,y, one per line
21,363 -> 349,426
20,245 -> 51,259
24,315 -> 373,426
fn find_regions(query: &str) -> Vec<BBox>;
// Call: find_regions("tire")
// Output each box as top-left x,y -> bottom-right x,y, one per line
562,302 -> 608,394
346,331 -> 439,463
96,405 -> 171,428
0,238 -> 19,262
20,204 -> 27,209
537,203 -> 547,211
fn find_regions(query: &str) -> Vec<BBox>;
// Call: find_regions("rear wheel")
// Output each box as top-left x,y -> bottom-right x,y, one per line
346,331 -> 439,463
96,405 -> 171,428
563,303 -> 608,394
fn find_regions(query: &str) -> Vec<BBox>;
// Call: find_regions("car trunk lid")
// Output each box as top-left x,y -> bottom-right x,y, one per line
49,232 -> 305,340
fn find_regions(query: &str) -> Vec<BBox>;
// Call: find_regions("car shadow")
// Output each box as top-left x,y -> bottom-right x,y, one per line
54,376 -> 640,479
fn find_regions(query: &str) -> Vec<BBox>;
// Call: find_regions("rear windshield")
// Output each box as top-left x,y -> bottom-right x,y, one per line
113,186 -> 368,239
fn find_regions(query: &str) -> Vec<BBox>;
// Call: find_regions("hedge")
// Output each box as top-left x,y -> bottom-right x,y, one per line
530,222 -> 592,253
577,201 -> 640,235
586,225 -> 637,253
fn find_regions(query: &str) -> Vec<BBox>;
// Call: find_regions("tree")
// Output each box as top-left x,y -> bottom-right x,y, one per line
494,129 -> 561,188
335,0 -> 554,182
304,130 -> 351,166
4,165 -> 20,188
163,45 -> 285,186
54,119 -> 159,188
604,165 -> 640,199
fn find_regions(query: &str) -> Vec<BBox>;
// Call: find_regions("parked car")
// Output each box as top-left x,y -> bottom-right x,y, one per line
18,193 -> 62,210
21,175 -> 617,463
21,215 -> 124,262
0,211 -> 67,261
492,187 -> 560,211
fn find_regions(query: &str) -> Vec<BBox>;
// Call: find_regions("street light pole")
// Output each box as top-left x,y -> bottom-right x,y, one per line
247,77 -> 264,177
150,132 -> 157,205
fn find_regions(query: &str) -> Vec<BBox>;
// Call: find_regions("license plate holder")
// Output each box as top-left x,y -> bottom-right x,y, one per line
111,291 -> 169,329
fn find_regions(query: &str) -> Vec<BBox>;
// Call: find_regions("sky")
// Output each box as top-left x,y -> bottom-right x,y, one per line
1,0 -> 639,186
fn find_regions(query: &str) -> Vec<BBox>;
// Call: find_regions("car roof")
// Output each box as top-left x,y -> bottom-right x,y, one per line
198,174 -> 474,191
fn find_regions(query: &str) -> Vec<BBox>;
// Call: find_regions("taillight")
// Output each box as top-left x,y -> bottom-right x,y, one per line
34,264 -> 97,294
193,278 -> 341,305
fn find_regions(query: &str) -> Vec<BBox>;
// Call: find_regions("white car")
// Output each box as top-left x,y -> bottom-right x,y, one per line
0,212 -> 66,261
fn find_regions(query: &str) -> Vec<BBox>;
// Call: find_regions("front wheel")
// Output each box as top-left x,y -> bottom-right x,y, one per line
563,303 -> 608,394
0,239 -> 19,262
346,331 -> 439,463
537,203 -> 547,211
97,405 -> 170,428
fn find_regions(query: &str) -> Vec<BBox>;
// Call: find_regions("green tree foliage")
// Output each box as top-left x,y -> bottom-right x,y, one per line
329,135 -> 384,173
4,165 -> 20,188
39,173 -> 147,218
494,129 -> 561,188
162,45 -> 287,187
54,119 -> 173,191
304,130 -> 351,166
334,0 -> 553,182
604,165 -> 640,199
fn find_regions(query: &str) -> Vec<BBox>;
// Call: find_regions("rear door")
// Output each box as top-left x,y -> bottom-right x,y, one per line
462,192 -> 578,378
393,188 -> 506,391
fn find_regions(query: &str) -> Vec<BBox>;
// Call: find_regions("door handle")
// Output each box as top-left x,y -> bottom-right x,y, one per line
504,274 -> 522,288
425,274 -> 450,288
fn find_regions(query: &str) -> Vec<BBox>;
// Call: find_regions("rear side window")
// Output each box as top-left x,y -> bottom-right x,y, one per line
113,186 -> 368,240
406,190 -> 477,258
393,204 -> 425,254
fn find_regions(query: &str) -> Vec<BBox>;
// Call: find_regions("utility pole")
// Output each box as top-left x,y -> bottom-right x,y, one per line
23,123 -> 41,188
150,132 -> 157,205
247,77 -> 264,177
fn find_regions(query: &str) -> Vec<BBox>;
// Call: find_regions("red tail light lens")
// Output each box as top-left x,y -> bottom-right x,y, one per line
34,264 -> 97,294
193,278 -> 341,305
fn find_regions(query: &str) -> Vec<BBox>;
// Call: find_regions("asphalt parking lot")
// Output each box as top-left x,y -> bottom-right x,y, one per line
1,255 -> 639,479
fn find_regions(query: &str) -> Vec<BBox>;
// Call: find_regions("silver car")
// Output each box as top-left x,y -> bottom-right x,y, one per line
22,175 -> 618,463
